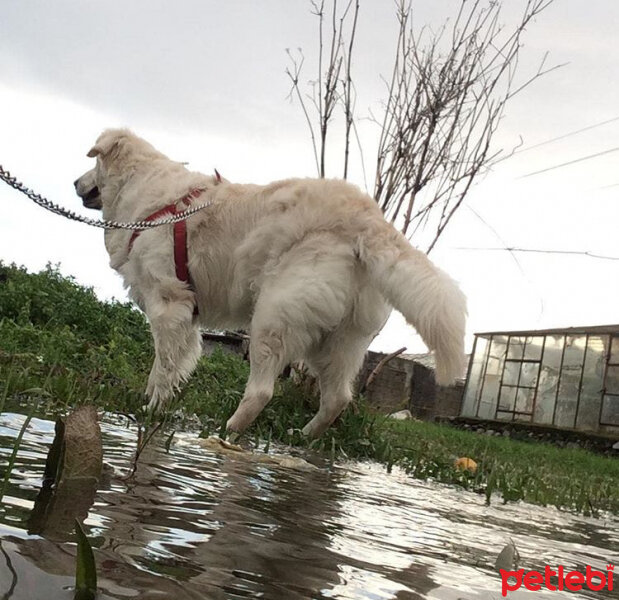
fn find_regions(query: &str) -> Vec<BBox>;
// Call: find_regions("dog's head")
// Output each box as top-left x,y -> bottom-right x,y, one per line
74,129 -> 157,211
74,167 -> 101,209
74,128 -> 228,211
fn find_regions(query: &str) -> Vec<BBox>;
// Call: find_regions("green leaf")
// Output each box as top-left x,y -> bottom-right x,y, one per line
21,387 -> 51,396
74,519 -> 97,600
485,465 -> 496,506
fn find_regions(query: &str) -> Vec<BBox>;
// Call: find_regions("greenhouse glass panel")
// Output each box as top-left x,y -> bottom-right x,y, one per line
534,335 -> 564,424
519,362 -> 539,389
497,386 -> 517,413
507,337 -> 525,360
555,335 -> 586,428
478,335 -> 507,419
605,365 -> 619,394
461,336 -> 489,417
601,395 -> 619,426
515,387 -> 535,416
502,360 -> 520,386
610,336 -> 619,364
524,336 -> 544,360
576,336 -> 607,431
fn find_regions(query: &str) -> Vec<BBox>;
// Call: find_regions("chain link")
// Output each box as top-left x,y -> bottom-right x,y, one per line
0,164 -> 213,230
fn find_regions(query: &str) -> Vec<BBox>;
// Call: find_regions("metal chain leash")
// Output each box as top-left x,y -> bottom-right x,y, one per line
0,164 -> 213,230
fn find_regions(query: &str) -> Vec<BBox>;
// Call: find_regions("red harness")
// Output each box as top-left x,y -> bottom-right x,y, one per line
128,188 -> 204,286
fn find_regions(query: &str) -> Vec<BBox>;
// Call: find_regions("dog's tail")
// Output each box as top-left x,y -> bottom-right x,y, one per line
359,223 -> 467,386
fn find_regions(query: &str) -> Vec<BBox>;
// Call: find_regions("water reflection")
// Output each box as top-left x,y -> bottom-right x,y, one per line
27,408 -> 102,541
0,411 -> 617,599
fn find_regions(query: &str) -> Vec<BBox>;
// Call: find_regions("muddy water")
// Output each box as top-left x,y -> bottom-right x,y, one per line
0,411 -> 617,600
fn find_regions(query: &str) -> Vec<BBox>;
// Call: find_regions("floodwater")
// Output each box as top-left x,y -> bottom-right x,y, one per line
0,411 -> 617,600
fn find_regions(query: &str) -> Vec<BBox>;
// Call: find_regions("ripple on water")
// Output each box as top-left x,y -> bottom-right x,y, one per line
0,411 -> 617,600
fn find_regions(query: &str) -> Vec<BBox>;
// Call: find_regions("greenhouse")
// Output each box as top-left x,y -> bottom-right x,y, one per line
461,325 -> 619,434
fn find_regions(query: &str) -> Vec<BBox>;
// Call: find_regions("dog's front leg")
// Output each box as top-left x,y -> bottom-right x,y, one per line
144,295 -> 201,413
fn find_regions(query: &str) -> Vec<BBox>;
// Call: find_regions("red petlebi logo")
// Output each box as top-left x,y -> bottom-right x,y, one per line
500,564 -> 614,596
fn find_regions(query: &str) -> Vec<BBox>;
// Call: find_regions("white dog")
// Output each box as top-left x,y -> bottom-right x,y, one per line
74,129 -> 466,437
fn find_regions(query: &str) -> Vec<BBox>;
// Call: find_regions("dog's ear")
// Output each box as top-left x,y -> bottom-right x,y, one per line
87,129 -> 127,159
87,146 -> 103,158
214,168 -> 229,185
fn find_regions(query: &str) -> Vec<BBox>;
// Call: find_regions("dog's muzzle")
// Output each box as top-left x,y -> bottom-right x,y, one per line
74,170 -> 102,210
79,185 -> 102,209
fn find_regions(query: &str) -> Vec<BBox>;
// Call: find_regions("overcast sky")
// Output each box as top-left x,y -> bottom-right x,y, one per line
0,0 -> 617,353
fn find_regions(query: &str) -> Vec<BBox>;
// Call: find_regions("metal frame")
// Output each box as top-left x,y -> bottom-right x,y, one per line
532,335 -> 547,421
549,335 -> 568,426
573,333 -> 589,429
464,327 -> 619,433
600,335 -> 619,427
460,335 -> 479,416
495,335 -> 543,423
552,334 -> 587,428
474,334 -> 494,418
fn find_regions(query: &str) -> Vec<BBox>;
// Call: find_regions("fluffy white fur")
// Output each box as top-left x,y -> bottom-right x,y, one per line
75,129 -> 467,437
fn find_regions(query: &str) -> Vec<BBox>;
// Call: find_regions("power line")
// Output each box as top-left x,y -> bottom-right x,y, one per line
514,115 -> 619,154
457,247 -> 619,261
494,115 -> 619,166
519,146 -> 619,179
466,207 -> 545,319
467,206 -> 526,276
597,181 -> 619,191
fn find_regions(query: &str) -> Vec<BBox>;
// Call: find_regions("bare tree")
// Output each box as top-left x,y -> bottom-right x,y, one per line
287,0 -> 559,252
286,0 -> 360,179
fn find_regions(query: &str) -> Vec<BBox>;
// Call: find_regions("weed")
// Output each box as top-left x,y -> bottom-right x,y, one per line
74,519 -> 97,600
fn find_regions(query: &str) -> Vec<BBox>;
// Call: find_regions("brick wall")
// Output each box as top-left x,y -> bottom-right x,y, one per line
202,332 -> 249,358
410,362 -> 464,420
358,351 -> 414,413
359,350 -> 465,419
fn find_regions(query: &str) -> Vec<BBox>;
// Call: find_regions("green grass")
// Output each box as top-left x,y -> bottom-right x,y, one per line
0,261 -> 617,515
383,419 -> 618,514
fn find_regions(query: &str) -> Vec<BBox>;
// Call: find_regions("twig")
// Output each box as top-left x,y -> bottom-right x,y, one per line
291,0 -> 557,246
123,419 -> 164,479
362,346 -> 407,393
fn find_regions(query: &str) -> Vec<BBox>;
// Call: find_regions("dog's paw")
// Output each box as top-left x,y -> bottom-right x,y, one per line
226,412 -> 249,434
145,380 -> 173,415
301,420 -> 325,439
226,431 -> 241,445
225,415 -> 241,433
145,395 -> 163,415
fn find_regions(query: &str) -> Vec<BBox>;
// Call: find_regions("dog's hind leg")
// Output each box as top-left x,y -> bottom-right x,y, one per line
302,331 -> 371,438
227,235 -> 360,434
144,289 -> 201,413
226,326 -> 287,433
225,263 -> 332,433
